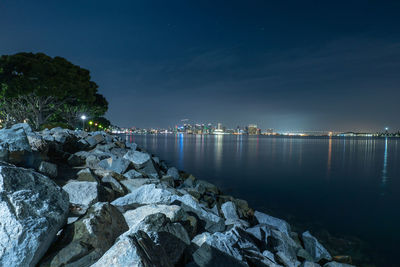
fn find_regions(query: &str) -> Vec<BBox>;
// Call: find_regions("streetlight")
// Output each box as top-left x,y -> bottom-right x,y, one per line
80,115 -> 87,131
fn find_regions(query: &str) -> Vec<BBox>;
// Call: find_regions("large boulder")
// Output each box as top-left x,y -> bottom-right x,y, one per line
39,202 -> 128,267
123,169 -> 143,179
0,123 -> 33,166
123,204 -> 186,228
91,230 -> 172,267
192,226 -> 261,267
302,231 -> 332,262
97,156 -> 131,174
123,213 -> 191,265
123,150 -> 151,169
268,229 -> 302,264
120,178 -> 160,193
177,194 -> 225,233
111,184 -> 175,212
254,211 -> 291,235
62,181 -> 98,214
0,163 -> 69,267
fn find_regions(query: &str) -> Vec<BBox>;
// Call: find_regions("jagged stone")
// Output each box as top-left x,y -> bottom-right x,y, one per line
140,159 -> 160,178
123,150 -> 151,168
62,181 -> 98,213
302,231 -> 332,262
111,184 -> 175,212
39,202 -> 128,267
123,213 -> 190,265
0,163 -> 69,267
97,156 -> 131,174
91,230 -> 172,267
102,175 -> 124,194
120,178 -> 159,193
123,204 -> 186,228
255,211 -> 291,235
0,123 -> 33,165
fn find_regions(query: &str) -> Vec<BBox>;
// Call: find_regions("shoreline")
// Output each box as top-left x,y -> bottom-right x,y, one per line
0,123 -> 357,267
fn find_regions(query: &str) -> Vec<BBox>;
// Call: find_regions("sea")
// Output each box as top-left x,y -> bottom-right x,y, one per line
125,134 -> 400,266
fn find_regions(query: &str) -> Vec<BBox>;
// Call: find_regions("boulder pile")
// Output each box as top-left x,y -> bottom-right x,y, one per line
0,123 -> 356,267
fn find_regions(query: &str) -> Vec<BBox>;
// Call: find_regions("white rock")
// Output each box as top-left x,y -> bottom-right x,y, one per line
62,181 -> 98,207
111,184 -> 174,212
97,157 -> 131,174
123,204 -> 185,228
0,163 -> 69,267
123,150 -> 150,168
90,231 -> 172,267
120,178 -> 159,193
302,231 -> 332,262
254,211 -> 291,235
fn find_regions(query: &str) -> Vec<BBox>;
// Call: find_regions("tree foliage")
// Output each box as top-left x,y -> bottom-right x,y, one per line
0,52 -> 108,129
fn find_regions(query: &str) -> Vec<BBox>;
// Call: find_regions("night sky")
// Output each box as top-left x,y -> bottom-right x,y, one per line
1,1 -> 400,131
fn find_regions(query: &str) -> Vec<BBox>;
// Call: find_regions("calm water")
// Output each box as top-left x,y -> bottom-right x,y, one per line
126,134 -> 400,266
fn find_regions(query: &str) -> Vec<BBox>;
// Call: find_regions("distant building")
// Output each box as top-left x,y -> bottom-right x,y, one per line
248,124 -> 260,135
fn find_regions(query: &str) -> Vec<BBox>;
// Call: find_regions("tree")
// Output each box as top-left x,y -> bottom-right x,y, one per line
0,52 -> 107,130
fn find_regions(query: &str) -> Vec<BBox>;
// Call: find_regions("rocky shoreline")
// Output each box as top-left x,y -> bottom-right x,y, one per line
0,123 -> 356,267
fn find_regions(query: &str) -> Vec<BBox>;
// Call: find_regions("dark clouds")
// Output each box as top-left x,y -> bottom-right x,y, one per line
1,0 -> 400,131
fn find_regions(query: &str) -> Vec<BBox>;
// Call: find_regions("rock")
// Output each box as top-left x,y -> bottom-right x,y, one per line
0,123 -> 33,165
254,211 -> 291,235
302,231 -> 332,262
192,226 -> 259,267
221,201 -> 238,220
246,224 -> 271,245
85,134 -> 104,148
141,160 -> 160,178
268,229 -> 301,263
125,142 -> 137,150
297,248 -> 314,262
0,163 -> 69,267
233,198 -> 254,219
27,132 -> 48,152
177,194 -> 226,233
123,213 -> 190,265
301,261 -> 321,267
192,243 -> 248,267
67,154 -> 85,167
123,169 -> 143,179
39,161 -> 58,178
62,181 -> 98,213
111,184 -> 175,212
102,175 -> 125,195
120,178 -> 159,193
167,167 -> 180,180
196,179 -> 219,194
160,175 -> 175,187
39,202 -> 128,267
97,157 -> 131,174
123,204 -> 186,228
91,230 -> 172,267
275,251 -> 301,267
110,147 -> 128,157
77,168 -> 98,182
123,150 -> 150,169
323,262 -> 355,267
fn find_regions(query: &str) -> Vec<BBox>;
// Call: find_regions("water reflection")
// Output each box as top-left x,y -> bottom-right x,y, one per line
327,137 -> 332,177
381,138 -> 388,192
